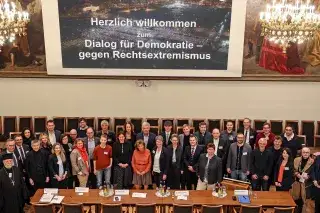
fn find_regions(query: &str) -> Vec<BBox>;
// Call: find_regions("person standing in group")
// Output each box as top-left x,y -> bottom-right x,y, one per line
227,132 -> 252,181
48,143 -> 69,189
179,124 -> 191,189
96,120 -> 116,146
184,135 -> 203,190
132,140 -> 152,190
251,138 -> 273,191
160,121 -> 174,147
77,117 -> 89,138
25,140 -> 49,196
93,134 -> 113,188
220,120 -> 236,144
274,148 -> 294,191
167,134 -> 184,189
0,153 -> 28,213
39,133 -> 52,159
196,143 -> 223,190
268,136 -> 283,184
136,122 -> 156,151
70,138 -> 89,187
113,132 -> 133,189
60,134 -> 74,188
311,154 -> 320,213
151,136 -> 169,188
124,121 -> 136,149
45,120 -> 61,145
21,128 -> 35,148
281,125 -> 302,158
255,122 -> 275,149
83,127 -> 100,189
237,118 -> 257,150
194,122 -> 212,146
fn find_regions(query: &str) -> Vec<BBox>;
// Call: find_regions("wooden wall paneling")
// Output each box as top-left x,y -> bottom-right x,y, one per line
285,120 -> 300,135
146,118 -> 160,135
253,120 -> 267,131
222,119 -> 236,131
301,121 -> 315,147
176,119 -> 189,134
208,119 -> 221,133
192,119 -> 206,133
314,135 -> 320,147
270,120 -> 283,135
161,118 -> 174,133
130,118 -> 143,133
317,121 -> 320,135
237,119 -> 244,131
297,135 -> 307,147
114,117 -> 127,135
97,117 -> 111,131
3,116 -> 17,138
84,117 -> 95,129
19,116 -> 33,131
53,117 -> 66,133
34,117 -> 47,133
0,116 -> 2,134
66,117 -> 79,131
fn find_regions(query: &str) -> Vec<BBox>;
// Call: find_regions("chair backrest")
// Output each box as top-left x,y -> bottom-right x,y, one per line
136,203 -> 156,213
240,205 -> 262,213
202,205 -> 223,213
33,203 -> 55,213
274,207 -> 295,213
62,203 -> 83,213
101,203 -> 122,213
173,204 -> 193,213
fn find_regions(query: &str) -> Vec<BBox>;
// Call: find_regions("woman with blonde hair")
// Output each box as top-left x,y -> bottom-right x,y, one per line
132,139 -> 152,189
70,138 -> 89,187
48,143 -> 69,188
39,133 -> 52,159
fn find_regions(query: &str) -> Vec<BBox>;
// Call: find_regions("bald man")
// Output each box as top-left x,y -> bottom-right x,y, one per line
250,138 -> 273,191
69,129 -> 78,144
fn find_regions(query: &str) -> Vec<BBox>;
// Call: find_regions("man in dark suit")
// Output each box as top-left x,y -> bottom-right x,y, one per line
184,135 -> 203,190
237,118 -> 257,150
13,135 -> 30,165
0,139 -> 23,172
45,120 -> 62,145
136,122 -> 156,151
212,128 -> 229,174
160,121 -> 174,147
96,120 -> 116,146
77,117 -> 89,138
194,122 -> 212,146
83,127 -> 100,189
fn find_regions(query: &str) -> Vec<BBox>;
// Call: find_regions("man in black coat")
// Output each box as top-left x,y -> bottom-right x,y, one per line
160,121 -> 174,147
45,120 -> 62,145
0,153 -> 28,213
136,122 -> 156,151
238,118 -> 257,150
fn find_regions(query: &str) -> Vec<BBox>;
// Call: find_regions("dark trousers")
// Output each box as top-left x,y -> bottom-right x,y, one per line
185,170 -> 197,190
315,198 -> 320,213
51,178 -> 68,189
251,176 -> 270,191
168,164 -> 181,189
73,175 -> 79,188
180,171 -> 186,190
295,199 -> 303,213
30,178 -> 46,196
88,159 -> 97,189
153,172 -> 163,188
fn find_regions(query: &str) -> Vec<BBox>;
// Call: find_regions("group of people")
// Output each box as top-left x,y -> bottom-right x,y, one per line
0,117 -> 319,213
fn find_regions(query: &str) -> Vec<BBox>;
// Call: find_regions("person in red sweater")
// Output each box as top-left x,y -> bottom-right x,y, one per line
255,122 -> 275,149
93,134 -> 112,189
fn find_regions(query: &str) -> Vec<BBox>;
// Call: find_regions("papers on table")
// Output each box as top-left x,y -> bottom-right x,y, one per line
39,194 -> 54,203
115,190 -> 130,196
75,187 -> 89,193
174,191 -> 189,196
234,190 -> 248,196
50,196 -> 65,204
44,188 -> 58,195
177,195 -> 188,200
132,192 -> 147,198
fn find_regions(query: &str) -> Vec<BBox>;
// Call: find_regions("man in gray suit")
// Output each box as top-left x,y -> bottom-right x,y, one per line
227,132 -> 252,181
83,127 -> 100,188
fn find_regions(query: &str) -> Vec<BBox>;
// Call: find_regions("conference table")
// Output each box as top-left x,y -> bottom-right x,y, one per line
31,189 -> 296,209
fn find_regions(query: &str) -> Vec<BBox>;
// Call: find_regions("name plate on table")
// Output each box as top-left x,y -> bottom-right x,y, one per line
115,190 -> 130,196
234,190 -> 248,196
177,195 -> 188,200
75,187 -> 89,193
44,188 -> 58,194
132,192 -> 147,198
174,191 -> 189,196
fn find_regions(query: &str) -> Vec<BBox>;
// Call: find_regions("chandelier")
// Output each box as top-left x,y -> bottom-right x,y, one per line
259,0 -> 320,52
0,0 -> 30,46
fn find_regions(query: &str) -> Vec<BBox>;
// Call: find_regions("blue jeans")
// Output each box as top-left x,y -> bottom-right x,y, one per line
96,167 -> 111,188
231,170 -> 247,181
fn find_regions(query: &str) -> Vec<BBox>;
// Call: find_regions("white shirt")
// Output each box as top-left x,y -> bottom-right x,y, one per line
143,135 -> 149,146
48,131 -> 56,145
87,138 -> 95,159
213,139 -> 219,155
153,150 -> 161,173
284,133 -> 294,141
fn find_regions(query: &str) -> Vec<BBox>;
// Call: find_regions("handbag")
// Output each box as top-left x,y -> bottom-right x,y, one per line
290,181 -> 301,200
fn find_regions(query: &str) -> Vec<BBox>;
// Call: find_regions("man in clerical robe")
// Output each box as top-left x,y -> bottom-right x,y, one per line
0,153 -> 28,213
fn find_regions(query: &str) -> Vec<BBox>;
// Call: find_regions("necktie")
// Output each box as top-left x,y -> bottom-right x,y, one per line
13,154 -> 18,167
20,147 -> 26,161
244,130 -> 248,143
166,133 -> 169,144
191,147 -> 195,160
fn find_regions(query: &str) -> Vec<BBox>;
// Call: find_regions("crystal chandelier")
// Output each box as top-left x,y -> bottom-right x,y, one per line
259,0 -> 320,52
0,0 -> 30,46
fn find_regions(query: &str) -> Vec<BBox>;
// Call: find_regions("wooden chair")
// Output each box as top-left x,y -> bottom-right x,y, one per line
101,203 -> 122,213
173,204 -> 193,213
273,207 -> 295,213
136,203 -> 157,213
33,203 -> 61,213
233,204 -> 262,213
201,205 -> 223,213
62,203 -> 89,213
